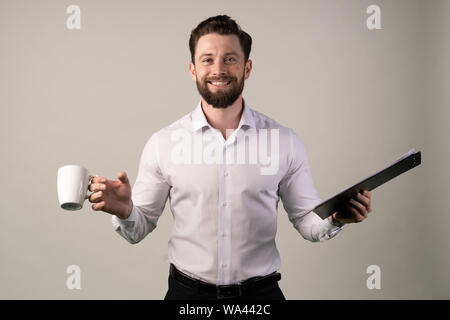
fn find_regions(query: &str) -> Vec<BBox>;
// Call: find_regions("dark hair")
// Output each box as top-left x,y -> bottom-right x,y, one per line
189,15 -> 252,64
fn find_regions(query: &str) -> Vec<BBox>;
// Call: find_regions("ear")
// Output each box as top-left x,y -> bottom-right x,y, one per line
189,61 -> 197,82
244,59 -> 252,80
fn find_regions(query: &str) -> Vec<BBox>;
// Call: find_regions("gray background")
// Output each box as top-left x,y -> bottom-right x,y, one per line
1,0 -> 448,299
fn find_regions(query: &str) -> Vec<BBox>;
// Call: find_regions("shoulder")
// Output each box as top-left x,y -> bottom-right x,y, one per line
249,105 -> 310,160
146,110 -> 193,143
249,107 -> 295,142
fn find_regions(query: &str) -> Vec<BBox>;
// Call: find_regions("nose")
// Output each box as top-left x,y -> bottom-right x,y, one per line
211,59 -> 227,77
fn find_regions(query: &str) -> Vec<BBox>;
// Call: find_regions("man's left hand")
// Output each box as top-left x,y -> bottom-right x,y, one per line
332,190 -> 372,224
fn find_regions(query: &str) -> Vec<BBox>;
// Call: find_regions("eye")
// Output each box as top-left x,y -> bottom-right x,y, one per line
227,57 -> 236,62
202,58 -> 212,63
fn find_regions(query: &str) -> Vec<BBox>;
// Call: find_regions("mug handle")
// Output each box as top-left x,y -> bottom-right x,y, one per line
85,174 -> 99,200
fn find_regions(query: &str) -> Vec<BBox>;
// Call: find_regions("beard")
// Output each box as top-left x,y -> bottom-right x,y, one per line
196,71 -> 245,108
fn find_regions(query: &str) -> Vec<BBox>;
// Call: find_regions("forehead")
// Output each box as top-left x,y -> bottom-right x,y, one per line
195,33 -> 244,58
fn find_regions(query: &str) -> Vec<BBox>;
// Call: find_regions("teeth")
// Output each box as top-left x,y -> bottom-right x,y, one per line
210,81 -> 229,86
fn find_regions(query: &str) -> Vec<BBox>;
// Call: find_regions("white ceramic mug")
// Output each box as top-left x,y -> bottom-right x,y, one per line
57,165 -> 97,211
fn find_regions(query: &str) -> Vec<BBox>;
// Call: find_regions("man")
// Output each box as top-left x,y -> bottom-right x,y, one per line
88,15 -> 372,300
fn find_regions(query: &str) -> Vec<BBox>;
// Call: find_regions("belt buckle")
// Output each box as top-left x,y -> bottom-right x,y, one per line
217,284 -> 242,299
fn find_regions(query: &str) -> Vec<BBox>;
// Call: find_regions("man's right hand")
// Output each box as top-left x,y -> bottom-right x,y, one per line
88,172 -> 133,220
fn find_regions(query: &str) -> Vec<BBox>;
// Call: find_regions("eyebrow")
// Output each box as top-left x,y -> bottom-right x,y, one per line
198,52 -> 239,60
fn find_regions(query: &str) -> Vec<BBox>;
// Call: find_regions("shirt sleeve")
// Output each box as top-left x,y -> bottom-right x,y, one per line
112,132 -> 171,244
278,129 -> 343,242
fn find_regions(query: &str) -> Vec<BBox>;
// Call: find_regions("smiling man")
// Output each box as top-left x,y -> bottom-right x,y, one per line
193,33 -> 246,109
87,15 -> 373,300
189,27 -> 251,139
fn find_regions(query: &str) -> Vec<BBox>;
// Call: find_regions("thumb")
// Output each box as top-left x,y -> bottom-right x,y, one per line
117,171 -> 129,184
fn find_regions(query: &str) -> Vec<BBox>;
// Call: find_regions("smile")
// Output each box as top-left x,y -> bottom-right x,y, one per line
207,80 -> 231,87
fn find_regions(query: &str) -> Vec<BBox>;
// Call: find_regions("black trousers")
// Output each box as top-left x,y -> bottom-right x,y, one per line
164,268 -> 286,300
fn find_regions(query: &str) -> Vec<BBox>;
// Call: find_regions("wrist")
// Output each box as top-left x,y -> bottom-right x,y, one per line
117,201 -> 133,220
330,214 -> 345,227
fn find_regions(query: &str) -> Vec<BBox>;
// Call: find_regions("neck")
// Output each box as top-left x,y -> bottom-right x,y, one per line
200,96 -> 244,139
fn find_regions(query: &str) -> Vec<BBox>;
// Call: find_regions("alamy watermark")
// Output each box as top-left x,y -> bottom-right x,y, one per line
170,128 -> 280,175
66,5 -> 81,30
366,264 -> 381,290
366,5 -> 381,30
66,265 -> 81,290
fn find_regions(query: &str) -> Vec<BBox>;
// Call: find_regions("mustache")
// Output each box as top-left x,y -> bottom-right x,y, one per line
205,76 -> 235,82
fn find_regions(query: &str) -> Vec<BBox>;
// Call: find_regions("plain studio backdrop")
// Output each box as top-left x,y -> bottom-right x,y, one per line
0,0 -> 449,299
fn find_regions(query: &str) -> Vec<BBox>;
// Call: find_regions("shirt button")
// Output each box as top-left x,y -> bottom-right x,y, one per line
224,172 -> 229,177
222,263 -> 228,268
222,202 -> 227,207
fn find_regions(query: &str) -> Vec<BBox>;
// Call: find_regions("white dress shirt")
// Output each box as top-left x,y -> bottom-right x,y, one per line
112,99 -> 343,285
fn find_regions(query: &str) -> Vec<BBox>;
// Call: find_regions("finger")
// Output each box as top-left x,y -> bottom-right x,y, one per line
349,198 -> 368,218
89,183 -> 106,192
92,201 -> 106,211
89,191 -> 103,203
358,191 -> 371,202
363,190 -> 372,212
355,192 -> 371,209
358,192 -> 372,213
118,172 -> 129,184
350,197 -> 367,214
347,203 -> 366,222
91,176 -> 106,184
344,203 -> 365,222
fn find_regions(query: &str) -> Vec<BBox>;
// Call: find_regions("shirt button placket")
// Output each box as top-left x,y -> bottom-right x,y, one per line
218,141 -> 232,285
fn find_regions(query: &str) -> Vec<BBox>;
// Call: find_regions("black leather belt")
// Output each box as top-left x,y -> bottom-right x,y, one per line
169,264 -> 281,299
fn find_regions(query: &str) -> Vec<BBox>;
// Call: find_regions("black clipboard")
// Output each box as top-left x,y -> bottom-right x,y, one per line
312,150 -> 422,219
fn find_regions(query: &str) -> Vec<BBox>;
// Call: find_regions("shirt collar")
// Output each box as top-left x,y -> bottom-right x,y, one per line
191,99 -> 256,132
